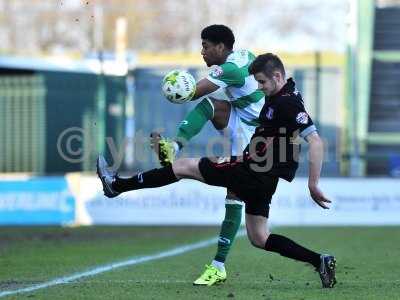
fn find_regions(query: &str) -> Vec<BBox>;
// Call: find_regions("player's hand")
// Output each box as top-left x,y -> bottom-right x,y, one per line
150,131 -> 162,151
308,184 -> 331,209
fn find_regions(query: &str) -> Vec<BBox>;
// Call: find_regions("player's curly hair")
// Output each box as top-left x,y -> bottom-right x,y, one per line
201,25 -> 235,50
248,53 -> 286,78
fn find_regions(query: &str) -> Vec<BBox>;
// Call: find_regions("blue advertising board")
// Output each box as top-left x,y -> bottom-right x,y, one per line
0,177 -> 75,225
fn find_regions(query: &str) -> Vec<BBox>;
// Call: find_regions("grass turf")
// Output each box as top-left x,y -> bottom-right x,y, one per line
1,226 -> 399,299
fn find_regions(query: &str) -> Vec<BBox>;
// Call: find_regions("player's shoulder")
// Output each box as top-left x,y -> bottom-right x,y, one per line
212,49 -> 253,77
224,49 -> 254,68
277,90 -> 304,108
276,89 -> 305,112
208,49 -> 254,83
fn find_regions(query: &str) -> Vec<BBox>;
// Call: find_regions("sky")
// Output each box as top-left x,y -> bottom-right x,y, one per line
230,0 -> 350,52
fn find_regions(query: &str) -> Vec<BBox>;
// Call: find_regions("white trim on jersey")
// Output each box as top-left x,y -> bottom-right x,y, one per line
206,75 -> 228,89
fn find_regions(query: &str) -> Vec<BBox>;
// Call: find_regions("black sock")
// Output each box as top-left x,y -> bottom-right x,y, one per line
112,165 -> 178,193
264,234 -> 321,269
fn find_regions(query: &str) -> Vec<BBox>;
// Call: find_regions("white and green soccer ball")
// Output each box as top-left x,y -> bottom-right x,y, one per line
161,70 -> 196,104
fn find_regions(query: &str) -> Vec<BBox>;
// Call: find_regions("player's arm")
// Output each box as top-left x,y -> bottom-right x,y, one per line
192,63 -> 243,101
281,98 -> 331,209
192,78 -> 219,100
175,63 -> 243,144
304,131 -> 331,209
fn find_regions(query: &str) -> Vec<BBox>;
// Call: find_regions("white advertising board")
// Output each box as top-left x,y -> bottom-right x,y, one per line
69,176 -> 400,226
269,178 -> 400,225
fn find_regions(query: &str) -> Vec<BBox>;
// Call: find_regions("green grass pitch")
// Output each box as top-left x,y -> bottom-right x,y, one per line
1,226 -> 399,299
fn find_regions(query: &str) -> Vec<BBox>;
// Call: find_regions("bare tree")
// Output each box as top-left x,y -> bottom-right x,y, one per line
0,0 -> 348,56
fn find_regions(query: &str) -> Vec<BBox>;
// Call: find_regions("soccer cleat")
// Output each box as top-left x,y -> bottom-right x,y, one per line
318,254 -> 337,288
150,132 -> 177,167
193,265 -> 227,286
96,155 -> 120,198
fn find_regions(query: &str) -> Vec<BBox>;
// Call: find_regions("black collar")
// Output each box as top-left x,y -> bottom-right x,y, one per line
269,78 -> 296,101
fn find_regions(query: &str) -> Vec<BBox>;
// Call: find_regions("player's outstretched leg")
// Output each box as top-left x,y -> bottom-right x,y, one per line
97,155 -> 204,196
97,155 -> 179,196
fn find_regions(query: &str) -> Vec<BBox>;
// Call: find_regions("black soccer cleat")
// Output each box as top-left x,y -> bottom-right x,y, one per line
318,254 -> 337,288
96,155 -> 120,198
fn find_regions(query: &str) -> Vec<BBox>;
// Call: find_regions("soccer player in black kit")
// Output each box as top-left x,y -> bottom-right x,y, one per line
97,53 -> 337,288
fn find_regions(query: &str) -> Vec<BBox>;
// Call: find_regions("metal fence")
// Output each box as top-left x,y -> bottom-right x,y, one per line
0,74 -> 46,173
0,68 -> 126,174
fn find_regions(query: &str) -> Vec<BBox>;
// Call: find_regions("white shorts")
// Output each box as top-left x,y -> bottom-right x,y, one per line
218,107 -> 256,156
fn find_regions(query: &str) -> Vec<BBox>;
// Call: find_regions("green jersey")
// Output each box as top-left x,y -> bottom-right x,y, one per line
206,49 -> 265,126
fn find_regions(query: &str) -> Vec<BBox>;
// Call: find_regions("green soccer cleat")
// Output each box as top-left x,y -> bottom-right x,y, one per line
193,265 -> 227,286
150,132 -> 177,167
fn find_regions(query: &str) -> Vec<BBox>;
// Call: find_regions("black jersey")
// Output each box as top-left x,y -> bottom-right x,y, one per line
243,78 -> 317,181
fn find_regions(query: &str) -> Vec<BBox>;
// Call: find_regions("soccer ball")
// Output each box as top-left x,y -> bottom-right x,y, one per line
161,70 -> 196,104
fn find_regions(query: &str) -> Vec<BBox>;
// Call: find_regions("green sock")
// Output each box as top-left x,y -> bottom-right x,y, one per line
176,98 -> 214,144
214,203 -> 243,263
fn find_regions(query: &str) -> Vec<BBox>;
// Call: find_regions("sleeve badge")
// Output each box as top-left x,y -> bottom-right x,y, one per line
296,112 -> 309,124
210,65 -> 224,78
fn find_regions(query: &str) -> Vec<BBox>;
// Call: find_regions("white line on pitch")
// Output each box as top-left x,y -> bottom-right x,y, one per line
0,230 -> 246,298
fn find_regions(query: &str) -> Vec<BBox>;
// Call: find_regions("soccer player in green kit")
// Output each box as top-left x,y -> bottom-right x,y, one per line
151,24 -> 265,286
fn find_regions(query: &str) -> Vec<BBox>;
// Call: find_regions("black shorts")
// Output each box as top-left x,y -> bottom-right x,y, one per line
198,157 -> 279,217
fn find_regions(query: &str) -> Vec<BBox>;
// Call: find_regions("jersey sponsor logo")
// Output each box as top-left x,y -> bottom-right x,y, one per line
296,112 -> 309,124
266,107 -> 274,120
210,65 -> 224,78
179,120 -> 189,126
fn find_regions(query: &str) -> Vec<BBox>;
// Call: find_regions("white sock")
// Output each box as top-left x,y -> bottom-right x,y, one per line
172,141 -> 180,155
211,260 -> 225,272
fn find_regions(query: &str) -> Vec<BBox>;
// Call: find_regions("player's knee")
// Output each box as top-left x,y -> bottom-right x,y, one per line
247,231 -> 268,249
172,158 -> 190,178
249,236 -> 264,249
211,99 -> 230,130
172,158 -> 199,179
